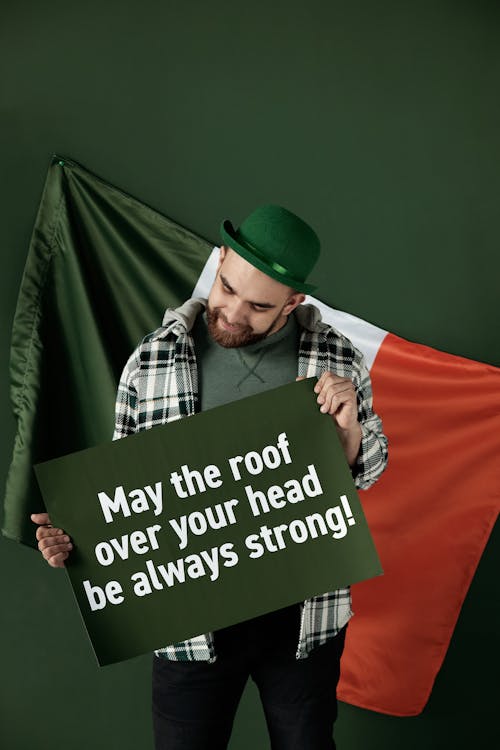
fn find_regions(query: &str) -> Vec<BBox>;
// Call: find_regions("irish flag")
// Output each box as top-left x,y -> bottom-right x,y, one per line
3,157 -> 499,716
194,251 -> 500,716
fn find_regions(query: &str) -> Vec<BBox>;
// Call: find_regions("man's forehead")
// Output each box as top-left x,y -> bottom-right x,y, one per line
221,247 -> 291,297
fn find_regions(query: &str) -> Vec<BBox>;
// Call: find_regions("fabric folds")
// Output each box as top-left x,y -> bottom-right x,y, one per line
3,157 -> 211,546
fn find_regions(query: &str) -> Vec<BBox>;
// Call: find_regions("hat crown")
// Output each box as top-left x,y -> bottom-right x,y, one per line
220,205 -> 320,293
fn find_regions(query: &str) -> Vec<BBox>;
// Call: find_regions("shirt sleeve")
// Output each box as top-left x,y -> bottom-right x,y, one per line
351,350 -> 388,489
112,350 -> 140,440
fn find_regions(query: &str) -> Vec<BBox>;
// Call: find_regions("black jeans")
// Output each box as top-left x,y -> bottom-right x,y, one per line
152,606 -> 347,750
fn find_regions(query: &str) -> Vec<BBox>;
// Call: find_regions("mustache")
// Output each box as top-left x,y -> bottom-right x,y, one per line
211,308 -> 252,333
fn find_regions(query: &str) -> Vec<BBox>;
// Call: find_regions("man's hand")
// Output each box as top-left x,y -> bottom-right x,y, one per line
312,372 -> 362,467
314,372 -> 358,427
31,513 -> 72,568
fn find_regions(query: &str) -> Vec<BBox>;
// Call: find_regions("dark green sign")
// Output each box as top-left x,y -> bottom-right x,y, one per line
35,378 -> 382,665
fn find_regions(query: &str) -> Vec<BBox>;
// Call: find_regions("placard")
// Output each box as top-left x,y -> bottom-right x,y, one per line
35,378 -> 382,665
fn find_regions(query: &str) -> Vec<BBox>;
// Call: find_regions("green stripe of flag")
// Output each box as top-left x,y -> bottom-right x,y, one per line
3,156 -> 211,547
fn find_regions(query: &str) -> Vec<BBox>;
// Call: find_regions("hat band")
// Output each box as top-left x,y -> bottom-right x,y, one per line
236,232 -> 303,285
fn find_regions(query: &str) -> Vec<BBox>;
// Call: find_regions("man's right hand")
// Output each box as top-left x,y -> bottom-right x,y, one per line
31,512 -> 73,568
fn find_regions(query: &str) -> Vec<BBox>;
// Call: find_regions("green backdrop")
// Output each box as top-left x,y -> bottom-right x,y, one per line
1,2 -> 498,748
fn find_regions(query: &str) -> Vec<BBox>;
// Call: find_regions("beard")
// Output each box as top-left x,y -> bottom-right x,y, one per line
206,305 -> 284,348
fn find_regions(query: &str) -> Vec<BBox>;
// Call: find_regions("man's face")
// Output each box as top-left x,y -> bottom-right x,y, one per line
206,247 -> 305,348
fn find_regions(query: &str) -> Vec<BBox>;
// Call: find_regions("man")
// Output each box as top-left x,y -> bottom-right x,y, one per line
32,204 -> 388,749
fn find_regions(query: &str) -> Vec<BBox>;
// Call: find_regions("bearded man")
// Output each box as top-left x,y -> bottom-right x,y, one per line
33,204 -> 388,750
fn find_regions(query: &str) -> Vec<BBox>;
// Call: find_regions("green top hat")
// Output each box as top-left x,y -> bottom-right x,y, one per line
220,205 -> 320,293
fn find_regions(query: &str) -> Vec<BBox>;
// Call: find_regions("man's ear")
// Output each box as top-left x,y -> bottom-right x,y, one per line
283,292 -> 306,316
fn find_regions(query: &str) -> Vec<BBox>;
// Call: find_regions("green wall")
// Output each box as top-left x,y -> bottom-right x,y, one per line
1,2 -> 498,748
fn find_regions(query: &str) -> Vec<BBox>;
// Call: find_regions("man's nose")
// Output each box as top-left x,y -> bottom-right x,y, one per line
224,298 -> 246,324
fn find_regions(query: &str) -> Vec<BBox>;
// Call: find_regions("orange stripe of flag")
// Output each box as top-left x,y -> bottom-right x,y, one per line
337,332 -> 500,715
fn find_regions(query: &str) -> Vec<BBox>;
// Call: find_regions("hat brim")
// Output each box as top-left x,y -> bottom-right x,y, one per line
220,219 -> 317,294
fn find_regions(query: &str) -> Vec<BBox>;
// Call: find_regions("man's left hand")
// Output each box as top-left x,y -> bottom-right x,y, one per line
314,372 -> 362,467
314,372 -> 358,428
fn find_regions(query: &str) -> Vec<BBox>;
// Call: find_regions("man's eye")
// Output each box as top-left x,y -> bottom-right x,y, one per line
252,304 -> 267,312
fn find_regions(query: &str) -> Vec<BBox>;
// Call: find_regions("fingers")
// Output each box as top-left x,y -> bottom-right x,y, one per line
313,372 -> 359,433
31,513 -> 72,568
318,383 -> 354,415
42,549 -> 70,569
314,373 -> 355,414
36,525 -> 65,543
38,530 -> 73,568
42,549 -> 70,568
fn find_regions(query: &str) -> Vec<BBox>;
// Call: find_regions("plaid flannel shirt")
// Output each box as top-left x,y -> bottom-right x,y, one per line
114,298 -> 388,661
